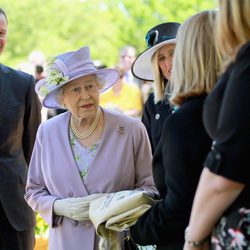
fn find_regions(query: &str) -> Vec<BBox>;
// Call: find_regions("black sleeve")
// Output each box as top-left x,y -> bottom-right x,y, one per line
23,74 -> 41,164
131,102 -> 211,246
205,61 -> 250,183
141,94 -> 154,150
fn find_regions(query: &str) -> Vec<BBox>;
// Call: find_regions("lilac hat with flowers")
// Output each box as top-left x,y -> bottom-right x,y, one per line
36,46 -> 119,109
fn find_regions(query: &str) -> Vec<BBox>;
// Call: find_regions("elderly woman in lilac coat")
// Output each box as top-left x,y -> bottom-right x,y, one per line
25,46 -> 157,250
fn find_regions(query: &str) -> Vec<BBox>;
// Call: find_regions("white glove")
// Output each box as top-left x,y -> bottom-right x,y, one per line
53,193 -> 104,221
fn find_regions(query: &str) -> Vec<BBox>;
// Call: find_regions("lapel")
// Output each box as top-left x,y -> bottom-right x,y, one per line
0,64 -> 10,129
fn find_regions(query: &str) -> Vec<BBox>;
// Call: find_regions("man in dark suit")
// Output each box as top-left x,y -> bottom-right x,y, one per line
0,8 -> 41,250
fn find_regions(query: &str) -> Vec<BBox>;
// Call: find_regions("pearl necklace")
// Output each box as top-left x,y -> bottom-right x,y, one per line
70,107 -> 101,139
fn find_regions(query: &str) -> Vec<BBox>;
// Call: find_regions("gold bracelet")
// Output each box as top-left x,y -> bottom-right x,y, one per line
184,226 -> 209,248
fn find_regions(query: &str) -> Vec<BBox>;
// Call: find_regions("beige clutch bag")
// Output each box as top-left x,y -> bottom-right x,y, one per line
89,190 -> 157,250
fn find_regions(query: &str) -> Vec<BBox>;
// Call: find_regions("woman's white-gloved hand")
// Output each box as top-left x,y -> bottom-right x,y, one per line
53,193 -> 104,221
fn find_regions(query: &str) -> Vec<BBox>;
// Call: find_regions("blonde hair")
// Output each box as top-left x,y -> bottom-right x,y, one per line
217,0 -> 250,66
151,50 -> 165,103
170,10 -> 222,106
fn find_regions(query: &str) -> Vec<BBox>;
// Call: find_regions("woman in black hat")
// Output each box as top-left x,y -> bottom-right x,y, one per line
132,22 -> 180,153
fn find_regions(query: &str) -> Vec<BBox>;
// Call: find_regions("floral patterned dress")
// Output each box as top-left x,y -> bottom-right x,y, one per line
69,129 -> 101,180
211,207 -> 250,250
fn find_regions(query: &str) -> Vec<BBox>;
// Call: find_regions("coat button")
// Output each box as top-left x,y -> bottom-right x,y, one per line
215,153 -> 221,160
211,141 -> 216,150
155,114 -> 160,120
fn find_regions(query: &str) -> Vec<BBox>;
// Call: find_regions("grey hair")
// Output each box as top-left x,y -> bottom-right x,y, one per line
56,88 -> 66,108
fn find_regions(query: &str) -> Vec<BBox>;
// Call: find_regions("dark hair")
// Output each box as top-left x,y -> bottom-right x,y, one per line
36,65 -> 44,74
0,8 -> 8,23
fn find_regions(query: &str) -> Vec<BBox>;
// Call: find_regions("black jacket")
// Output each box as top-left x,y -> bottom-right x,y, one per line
131,95 -> 211,249
0,64 -> 41,231
203,41 -> 250,213
142,93 -> 172,153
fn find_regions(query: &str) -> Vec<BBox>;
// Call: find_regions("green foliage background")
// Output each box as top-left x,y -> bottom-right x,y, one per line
1,0 -> 217,68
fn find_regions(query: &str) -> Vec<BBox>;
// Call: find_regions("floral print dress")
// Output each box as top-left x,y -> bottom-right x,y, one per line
211,207 -> 250,250
69,129 -> 101,180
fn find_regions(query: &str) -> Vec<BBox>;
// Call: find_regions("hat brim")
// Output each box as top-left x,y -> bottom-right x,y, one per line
132,38 -> 176,82
37,68 -> 119,109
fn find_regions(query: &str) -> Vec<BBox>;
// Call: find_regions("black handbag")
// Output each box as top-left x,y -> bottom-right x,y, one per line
124,232 -> 139,250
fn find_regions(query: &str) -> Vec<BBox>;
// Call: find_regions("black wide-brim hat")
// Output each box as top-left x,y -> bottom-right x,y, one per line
132,22 -> 180,82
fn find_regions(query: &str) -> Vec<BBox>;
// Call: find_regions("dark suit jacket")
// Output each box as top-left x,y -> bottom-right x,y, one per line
142,93 -> 172,153
131,95 -> 212,249
0,64 -> 41,231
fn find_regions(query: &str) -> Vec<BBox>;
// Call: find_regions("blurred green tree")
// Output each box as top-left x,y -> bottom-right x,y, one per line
1,0 -> 216,67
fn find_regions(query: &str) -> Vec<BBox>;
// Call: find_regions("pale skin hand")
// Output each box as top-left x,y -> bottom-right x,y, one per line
184,167 -> 245,250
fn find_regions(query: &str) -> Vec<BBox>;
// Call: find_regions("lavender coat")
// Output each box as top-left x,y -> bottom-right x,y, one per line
25,108 -> 156,250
